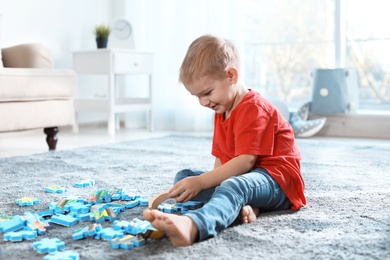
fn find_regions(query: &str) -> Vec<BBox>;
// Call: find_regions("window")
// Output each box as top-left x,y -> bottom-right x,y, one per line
346,0 -> 390,110
243,0 -> 333,108
243,0 -> 390,112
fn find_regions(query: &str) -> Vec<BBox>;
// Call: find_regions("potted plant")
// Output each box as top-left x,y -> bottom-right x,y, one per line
94,24 -> 111,49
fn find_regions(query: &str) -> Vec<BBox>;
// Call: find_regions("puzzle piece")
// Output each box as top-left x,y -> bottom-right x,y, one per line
4,230 -> 37,242
50,214 -> 78,227
73,212 -> 90,221
110,234 -> 146,250
72,223 -> 102,240
75,179 -> 95,188
23,212 -> 50,235
0,215 -> 26,233
68,202 -> 91,214
139,197 -> 149,206
158,203 -> 179,213
45,185 -> 67,194
33,238 -> 66,254
123,200 -> 140,209
0,216 -> 13,222
89,189 -> 112,204
95,227 -> 124,240
120,218 -> 164,239
90,205 -> 117,222
43,250 -> 80,260
15,197 -> 40,206
121,194 -> 141,201
38,209 -> 55,219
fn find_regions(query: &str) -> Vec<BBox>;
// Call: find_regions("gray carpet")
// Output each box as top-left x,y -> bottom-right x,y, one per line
0,135 -> 389,260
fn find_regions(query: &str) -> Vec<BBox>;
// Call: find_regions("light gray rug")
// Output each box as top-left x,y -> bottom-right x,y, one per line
0,135 -> 389,260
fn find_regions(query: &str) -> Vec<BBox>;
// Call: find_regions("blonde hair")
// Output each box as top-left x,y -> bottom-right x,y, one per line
179,35 -> 240,86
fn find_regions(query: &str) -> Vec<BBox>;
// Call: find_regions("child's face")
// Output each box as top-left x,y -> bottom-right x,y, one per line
185,69 -> 238,114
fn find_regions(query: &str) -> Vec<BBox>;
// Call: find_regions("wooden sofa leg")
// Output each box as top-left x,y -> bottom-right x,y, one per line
44,127 -> 59,151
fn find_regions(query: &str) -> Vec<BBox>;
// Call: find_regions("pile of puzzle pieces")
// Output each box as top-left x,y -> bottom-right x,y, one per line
0,181 -> 203,259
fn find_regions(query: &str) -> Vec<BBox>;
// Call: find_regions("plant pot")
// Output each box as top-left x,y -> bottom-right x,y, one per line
96,37 -> 108,49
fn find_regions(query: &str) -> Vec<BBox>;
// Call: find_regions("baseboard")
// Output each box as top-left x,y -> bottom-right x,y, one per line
309,113 -> 390,139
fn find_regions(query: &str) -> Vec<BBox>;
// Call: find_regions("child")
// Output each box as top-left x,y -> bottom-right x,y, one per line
143,34 -> 306,246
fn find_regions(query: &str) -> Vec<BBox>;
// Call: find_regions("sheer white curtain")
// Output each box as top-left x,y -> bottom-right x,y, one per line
124,0 -> 244,131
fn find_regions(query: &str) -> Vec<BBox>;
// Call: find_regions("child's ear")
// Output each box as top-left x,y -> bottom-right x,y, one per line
226,68 -> 239,84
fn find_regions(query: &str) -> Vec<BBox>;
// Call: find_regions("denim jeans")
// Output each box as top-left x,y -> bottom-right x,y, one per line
174,168 -> 292,241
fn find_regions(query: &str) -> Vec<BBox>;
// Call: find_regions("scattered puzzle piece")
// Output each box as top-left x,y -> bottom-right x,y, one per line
33,238 -> 66,254
90,205 -> 117,222
45,185 -> 67,194
0,215 -> 26,233
95,227 -> 124,240
43,250 -> 80,260
124,200 -> 140,209
75,179 -> 95,188
4,230 -> 37,242
72,223 -> 102,240
50,214 -> 78,227
0,216 -> 13,222
117,218 -> 164,239
110,234 -> 146,250
16,197 -> 40,206
23,212 -> 50,235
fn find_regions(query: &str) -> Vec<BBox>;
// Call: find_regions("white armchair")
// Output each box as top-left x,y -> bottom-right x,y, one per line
0,43 -> 77,150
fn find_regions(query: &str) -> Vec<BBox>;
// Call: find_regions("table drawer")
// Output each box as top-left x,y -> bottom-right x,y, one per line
113,53 -> 152,74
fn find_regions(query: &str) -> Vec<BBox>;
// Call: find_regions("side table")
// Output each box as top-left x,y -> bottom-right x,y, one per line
72,49 -> 153,136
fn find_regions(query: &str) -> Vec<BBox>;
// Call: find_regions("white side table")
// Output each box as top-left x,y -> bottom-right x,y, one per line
72,49 -> 153,136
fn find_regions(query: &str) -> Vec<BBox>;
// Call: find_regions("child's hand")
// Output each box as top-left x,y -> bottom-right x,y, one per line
169,176 -> 204,203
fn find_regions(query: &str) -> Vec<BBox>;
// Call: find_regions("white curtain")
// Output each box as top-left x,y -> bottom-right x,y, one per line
123,0 -> 244,131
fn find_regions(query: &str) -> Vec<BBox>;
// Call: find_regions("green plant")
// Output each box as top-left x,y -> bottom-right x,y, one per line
94,24 -> 111,39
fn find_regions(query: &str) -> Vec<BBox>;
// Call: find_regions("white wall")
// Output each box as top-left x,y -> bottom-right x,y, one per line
0,0 -> 111,68
0,0 -> 243,131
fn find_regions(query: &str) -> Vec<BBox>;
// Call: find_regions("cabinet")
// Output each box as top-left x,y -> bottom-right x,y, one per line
73,49 -> 153,136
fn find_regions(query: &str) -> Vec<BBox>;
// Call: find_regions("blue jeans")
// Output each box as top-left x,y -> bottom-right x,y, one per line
174,168 -> 292,241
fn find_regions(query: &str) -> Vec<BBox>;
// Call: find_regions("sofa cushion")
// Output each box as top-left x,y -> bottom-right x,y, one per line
2,43 -> 52,68
0,68 -> 76,102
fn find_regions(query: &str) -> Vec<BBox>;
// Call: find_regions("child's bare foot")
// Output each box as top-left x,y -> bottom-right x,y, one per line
143,209 -> 198,247
240,205 -> 259,224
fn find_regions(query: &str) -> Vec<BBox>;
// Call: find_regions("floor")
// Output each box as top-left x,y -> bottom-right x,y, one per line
0,125 -> 187,158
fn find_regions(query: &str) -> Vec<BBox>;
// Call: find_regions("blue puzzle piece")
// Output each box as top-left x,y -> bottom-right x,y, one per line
0,215 -> 26,233
45,185 -> 67,193
69,202 -> 91,214
50,214 -> 78,227
158,203 -> 179,213
73,212 -> 90,221
72,223 -> 102,240
38,209 -> 54,219
110,234 -> 146,250
121,218 -> 163,239
75,179 -> 95,188
0,216 -> 13,222
113,220 -> 131,231
43,250 -> 80,260
95,227 -> 124,240
124,200 -> 140,209
138,197 -> 149,205
4,230 -> 37,242
33,238 -> 66,254
90,206 -> 117,222
181,201 -> 203,210
23,212 -> 50,235
122,194 -> 140,201
15,197 -> 40,206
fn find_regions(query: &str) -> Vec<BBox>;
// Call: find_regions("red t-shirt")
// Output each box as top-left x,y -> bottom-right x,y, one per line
212,90 -> 306,210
